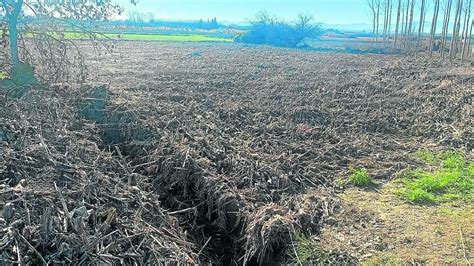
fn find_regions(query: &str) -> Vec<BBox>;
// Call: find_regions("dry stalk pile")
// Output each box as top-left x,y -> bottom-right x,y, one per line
1,42 -> 472,265
0,88 -> 198,264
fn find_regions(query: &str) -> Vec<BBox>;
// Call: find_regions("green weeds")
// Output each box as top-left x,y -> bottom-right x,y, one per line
294,232 -> 320,264
348,167 -> 374,187
362,254 -> 401,266
0,71 -> 8,80
398,151 -> 473,204
293,232 -> 355,264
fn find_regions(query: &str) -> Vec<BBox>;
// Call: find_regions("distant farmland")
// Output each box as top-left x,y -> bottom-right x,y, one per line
62,32 -> 233,42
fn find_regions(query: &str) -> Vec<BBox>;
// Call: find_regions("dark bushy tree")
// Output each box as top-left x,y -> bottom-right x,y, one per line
237,12 -> 322,47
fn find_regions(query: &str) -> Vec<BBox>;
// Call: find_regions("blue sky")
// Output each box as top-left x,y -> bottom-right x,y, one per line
115,0 -> 371,26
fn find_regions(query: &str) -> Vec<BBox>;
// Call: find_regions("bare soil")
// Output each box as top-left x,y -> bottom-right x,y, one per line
1,41 -> 472,265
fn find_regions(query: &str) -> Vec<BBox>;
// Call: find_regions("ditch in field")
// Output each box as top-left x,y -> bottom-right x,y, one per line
79,86 -> 255,264
77,84 -> 365,264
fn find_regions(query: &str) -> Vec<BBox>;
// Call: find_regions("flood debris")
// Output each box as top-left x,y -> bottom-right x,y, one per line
1,43 -> 472,264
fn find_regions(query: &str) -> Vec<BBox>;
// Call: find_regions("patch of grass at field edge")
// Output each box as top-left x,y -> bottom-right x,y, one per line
398,151 -> 473,204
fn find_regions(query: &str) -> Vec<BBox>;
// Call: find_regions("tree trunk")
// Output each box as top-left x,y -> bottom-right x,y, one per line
441,0 -> 452,57
373,5 -> 377,40
388,0 -> 393,41
407,0 -> 416,50
394,0 -> 402,46
383,0 -> 389,43
8,17 -> 19,71
429,0 -> 440,56
467,19 -> 474,58
404,0 -> 411,47
383,0 -> 387,43
416,0 -> 426,53
377,0 -> 381,42
2,0 -> 23,76
450,0 -> 463,58
461,0 -> 472,59
401,2 -> 406,41
368,0 -> 378,41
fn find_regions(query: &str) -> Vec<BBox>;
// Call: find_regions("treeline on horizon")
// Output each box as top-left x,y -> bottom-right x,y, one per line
0,13 -> 357,37
126,11 -> 222,30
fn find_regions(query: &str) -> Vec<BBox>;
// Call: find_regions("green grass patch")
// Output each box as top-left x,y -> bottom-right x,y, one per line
294,232 -> 319,264
26,31 -> 232,42
362,254 -> 401,266
415,149 -> 436,165
415,150 -> 466,168
294,232 -> 350,264
468,162 -> 474,176
61,32 -> 232,42
0,71 -> 8,80
348,167 -> 374,187
398,151 -> 473,204
440,151 -> 465,170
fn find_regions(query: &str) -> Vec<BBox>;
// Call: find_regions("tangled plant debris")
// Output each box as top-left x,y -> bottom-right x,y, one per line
0,88 -> 200,264
1,42 -> 473,264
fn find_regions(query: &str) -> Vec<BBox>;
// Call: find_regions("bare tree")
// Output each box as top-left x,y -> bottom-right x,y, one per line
394,0 -> 403,46
294,13 -> 321,46
467,19 -> 474,58
382,0 -> 387,42
146,12 -> 155,23
382,0 -> 392,43
240,12 -> 322,48
0,0 -> 138,84
450,0 -> 463,58
416,0 -> 427,52
404,0 -> 412,38
127,11 -> 145,23
377,0 -> 381,41
461,0 -> 472,59
401,1 -> 407,39
440,0 -> 453,56
429,0 -> 441,55
368,0 -> 378,39
1,0 -> 22,76
406,0 -> 416,49
388,0 -> 394,39
365,0 -> 470,59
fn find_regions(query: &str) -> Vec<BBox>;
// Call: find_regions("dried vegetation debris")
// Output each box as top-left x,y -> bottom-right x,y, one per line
1,43 -> 473,264
0,89 -> 198,264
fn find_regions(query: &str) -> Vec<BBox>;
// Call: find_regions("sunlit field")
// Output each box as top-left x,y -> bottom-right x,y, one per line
1,0 -> 473,264
63,32 -> 232,42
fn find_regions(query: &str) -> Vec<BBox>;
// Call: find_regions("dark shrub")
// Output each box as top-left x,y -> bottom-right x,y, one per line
237,12 -> 322,48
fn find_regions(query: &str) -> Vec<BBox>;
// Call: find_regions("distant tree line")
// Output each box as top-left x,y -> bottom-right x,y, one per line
237,12 -> 322,48
126,11 -> 220,29
367,0 -> 473,60
198,18 -> 219,30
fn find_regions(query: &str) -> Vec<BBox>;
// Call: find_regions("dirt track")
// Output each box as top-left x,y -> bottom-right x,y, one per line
1,41 -> 473,264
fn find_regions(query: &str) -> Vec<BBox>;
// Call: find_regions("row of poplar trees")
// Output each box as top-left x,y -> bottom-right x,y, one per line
367,0 -> 473,60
